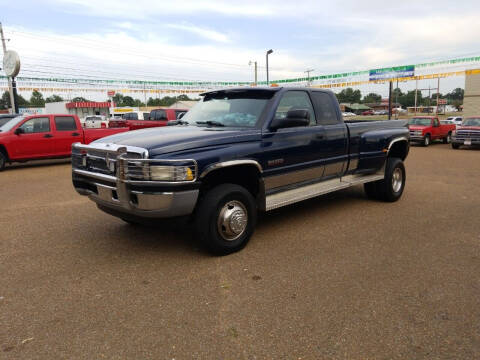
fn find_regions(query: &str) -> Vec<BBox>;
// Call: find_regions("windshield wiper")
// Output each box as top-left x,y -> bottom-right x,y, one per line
196,120 -> 225,127
167,120 -> 189,126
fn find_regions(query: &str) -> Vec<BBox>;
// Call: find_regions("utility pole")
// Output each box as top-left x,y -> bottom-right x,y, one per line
266,49 -> 273,85
388,81 -> 393,120
249,61 -> 257,85
305,69 -> 314,87
0,23 -> 16,114
436,77 -> 440,115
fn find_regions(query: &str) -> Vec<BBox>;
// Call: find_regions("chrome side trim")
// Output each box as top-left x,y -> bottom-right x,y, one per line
264,165 -> 324,190
265,172 -> 384,211
200,160 -> 263,178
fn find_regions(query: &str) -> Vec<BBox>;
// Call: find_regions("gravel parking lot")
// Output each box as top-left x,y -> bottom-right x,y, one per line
1,144 -> 479,359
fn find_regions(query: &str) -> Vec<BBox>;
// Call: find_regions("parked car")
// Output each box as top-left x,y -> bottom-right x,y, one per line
109,108 -> 188,130
0,114 -> 20,127
408,116 -> 456,146
0,114 -> 129,170
451,117 -> 480,149
342,112 -> 356,117
72,87 -> 409,255
84,115 -> 109,129
446,116 -> 463,126
361,110 -> 374,116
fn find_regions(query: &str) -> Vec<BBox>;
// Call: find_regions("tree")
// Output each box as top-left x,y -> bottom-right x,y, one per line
30,90 -> 45,107
336,88 -> 361,103
362,92 -> 382,104
1,90 -> 29,108
45,94 -> 64,103
398,90 -> 423,108
121,96 -> 135,107
112,93 -> 124,105
71,97 -> 91,102
446,88 -> 464,101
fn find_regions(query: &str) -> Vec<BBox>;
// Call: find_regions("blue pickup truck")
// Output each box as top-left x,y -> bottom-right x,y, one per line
72,87 -> 409,254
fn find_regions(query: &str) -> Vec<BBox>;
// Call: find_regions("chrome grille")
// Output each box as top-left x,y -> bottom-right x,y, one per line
455,130 -> 480,140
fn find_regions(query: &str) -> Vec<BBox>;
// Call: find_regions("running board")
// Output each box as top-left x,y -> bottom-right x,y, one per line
265,173 -> 384,211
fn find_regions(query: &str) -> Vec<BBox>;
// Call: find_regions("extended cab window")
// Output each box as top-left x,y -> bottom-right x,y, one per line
55,116 -> 77,131
275,91 -> 315,125
433,118 -> 440,127
153,110 -> 167,121
19,117 -> 50,133
311,92 -> 339,125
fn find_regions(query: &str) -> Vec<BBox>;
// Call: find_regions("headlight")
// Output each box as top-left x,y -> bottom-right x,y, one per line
149,165 -> 194,181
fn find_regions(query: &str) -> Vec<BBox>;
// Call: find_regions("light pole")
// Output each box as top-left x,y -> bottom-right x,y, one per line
249,60 -> 257,85
305,69 -> 314,87
266,49 -> 273,85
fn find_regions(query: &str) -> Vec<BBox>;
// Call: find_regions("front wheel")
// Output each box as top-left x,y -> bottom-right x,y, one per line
423,134 -> 431,147
194,184 -> 257,255
0,152 -> 6,171
443,132 -> 452,144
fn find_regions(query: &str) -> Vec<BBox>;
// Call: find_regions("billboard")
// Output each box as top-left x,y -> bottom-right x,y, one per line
369,65 -> 415,81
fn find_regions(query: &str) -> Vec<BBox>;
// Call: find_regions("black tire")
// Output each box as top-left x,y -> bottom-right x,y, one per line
0,151 -> 6,171
423,134 -> 431,147
121,218 -> 140,226
194,183 -> 257,255
443,132 -> 452,144
374,157 -> 406,202
451,143 -> 460,149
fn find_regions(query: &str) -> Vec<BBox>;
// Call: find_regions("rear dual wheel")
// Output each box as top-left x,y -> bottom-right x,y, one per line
364,157 -> 406,202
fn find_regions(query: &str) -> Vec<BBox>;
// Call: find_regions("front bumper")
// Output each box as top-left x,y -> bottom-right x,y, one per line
73,169 -> 199,218
409,135 -> 424,142
451,137 -> 480,145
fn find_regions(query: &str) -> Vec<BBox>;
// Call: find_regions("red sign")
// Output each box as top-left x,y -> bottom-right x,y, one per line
438,99 -> 447,105
107,91 -> 115,97
66,102 -> 112,109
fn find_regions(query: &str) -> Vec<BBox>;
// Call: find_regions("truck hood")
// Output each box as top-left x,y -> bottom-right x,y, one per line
93,125 -> 261,155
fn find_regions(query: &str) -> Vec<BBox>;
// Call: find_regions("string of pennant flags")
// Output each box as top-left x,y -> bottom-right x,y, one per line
1,55 -> 480,94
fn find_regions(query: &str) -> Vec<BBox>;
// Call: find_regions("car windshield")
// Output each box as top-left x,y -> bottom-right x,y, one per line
408,118 -> 432,126
181,90 -> 274,128
462,118 -> 480,126
0,116 -> 25,132
0,117 -> 15,127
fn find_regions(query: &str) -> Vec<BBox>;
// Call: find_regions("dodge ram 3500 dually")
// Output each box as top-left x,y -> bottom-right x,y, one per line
72,87 -> 410,255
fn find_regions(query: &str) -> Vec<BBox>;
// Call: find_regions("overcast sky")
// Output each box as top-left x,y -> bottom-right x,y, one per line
1,0 -> 480,97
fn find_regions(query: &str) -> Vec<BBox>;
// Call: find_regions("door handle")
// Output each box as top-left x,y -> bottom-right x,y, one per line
44,134 -> 53,138
72,132 -> 80,136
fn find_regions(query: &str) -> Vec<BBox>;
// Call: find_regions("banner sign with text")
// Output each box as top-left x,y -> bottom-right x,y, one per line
369,65 -> 415,81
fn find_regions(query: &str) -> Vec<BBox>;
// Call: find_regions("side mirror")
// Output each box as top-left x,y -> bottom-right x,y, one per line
270,109 -> 310,131
177,112 -> 185,120
14,127 -> 24,135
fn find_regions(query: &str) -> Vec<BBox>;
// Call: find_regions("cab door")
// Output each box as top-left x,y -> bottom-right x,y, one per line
53,116 -> 81,155
431,118 -> 441,139
262,90 -> 326,191
11,116 -> 54,158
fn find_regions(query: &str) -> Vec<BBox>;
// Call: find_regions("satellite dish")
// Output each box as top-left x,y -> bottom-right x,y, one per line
3,50 -> 20,77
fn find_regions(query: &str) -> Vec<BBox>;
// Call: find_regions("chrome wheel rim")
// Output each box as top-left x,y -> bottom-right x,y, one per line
217,200 -> 248,241
425,136 -> 430,145
392,168 -> 403,193
447,134 -> 451,143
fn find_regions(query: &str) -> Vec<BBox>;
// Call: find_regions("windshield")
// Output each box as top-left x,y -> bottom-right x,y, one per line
181,90 -> 274,128
408,118 -> 432,126
0,117 -> 15,127
0,116 -> 25,132
462,118 -> 480,126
